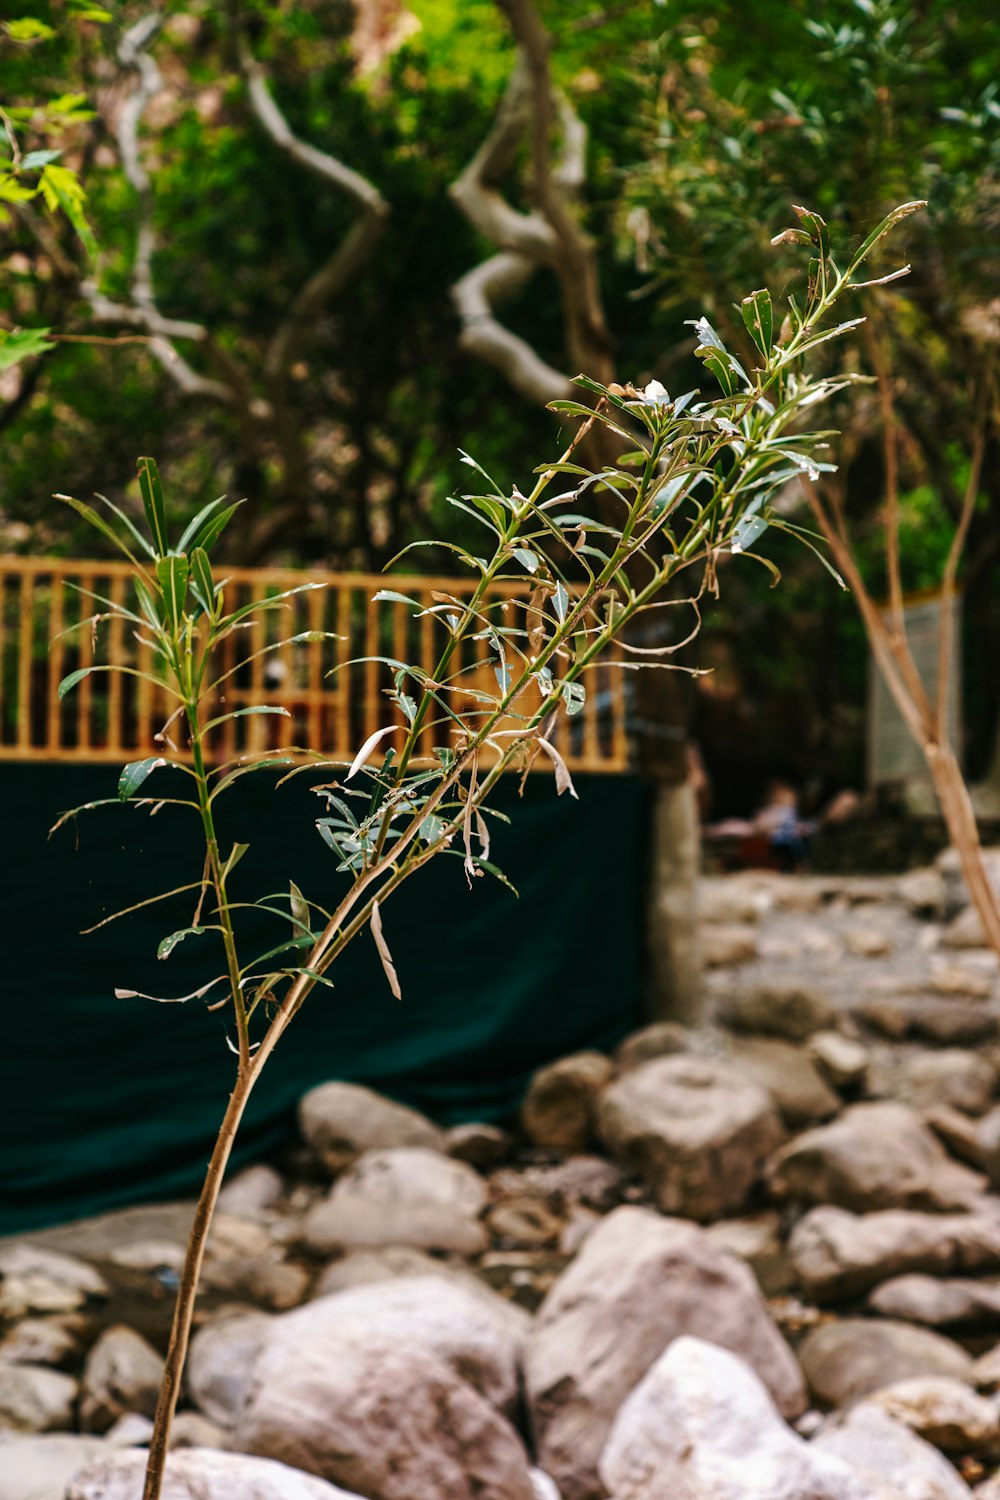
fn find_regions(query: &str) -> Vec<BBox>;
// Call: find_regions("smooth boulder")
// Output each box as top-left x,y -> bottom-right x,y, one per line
524,1205 -> 805,1500
235,1275 -> 535,1500
789,1205 -> 1000,1302
814,1404 -> 973,1500
599,1336 -> 873,1500
767,1101 -> 986,1212
597,1055 -> 783,1221
798,1320 -> 974,1408
301,1147 -> 488,1255
298,1081 -> 444,1173
67,1446 -> 366,1499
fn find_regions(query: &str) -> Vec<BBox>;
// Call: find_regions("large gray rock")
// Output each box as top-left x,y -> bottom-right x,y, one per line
79,1325 -> 164,1433
789,1205 -> 1000,1302
867,1049 -> 997,1117
0,1434 -> 106,1500
717,980 -> 837,1041
520,1052 -> 613,1153
298,1081 -> 444,1173
235,1275 -> 534,1500
767,1102 -> 986,1212
187,1307 -> 274,1427
311,1245 -> 478,1299
814,1404 -> 973,1500
599,1336 -> 873,1500
66,1446 -> 366,1499
216,1163 -> 285,1217
869,1274 -> 1000,1327
724,1035 -> 841,1126
0,1364 -> 77,1433
523,1206 -> 806,1500
0,1316 -> 81,1367
597,1056 -> 784,1221
301,1147 -> 488,1255
867,1377 -> 1000,1456
799,1320 -> 974,1408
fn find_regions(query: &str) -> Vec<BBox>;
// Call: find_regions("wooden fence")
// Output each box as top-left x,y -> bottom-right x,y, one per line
0,555 -> 629,773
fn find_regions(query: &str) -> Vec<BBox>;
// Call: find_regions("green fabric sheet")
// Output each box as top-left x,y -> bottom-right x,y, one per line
1,764 -> 645,1234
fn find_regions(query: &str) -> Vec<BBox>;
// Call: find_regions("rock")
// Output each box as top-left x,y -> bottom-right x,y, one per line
977,1110 -> 1000,1193
187,1308 -> 274,1427
615,1022 -> 690,1071
597,1055 -> 783,1221
867,1377 -> 1000,1455
845,926 -> 894,958
301,1147 -> 488,1255
725,1035 -> 841,1126
235,1277 -> 534,1499
598,1336 -> 872,1500
798,1320 -> 974,1408
497,1156 -> 624,1212
216,1164 -> 285,1217
0,1244 -> 108,1320
809,1030 -> 871,1091
927,1105 -> 986,1168
311,1245 -> 477,1298
444,1123 -> 511,1169
932,964 -> 995,1000
942,907 -> 989,950
867,1049 -> 997,1117
767,1101 -> 986,1213
705,1213 -> 792,1296
104,1413 -> 154,1448
789,1205 -> 1000,1302
702,923 -> 759,967
523,1205 -> 806,1500
169,1412 -> 228,1450
973,1342 -> 1000,1390
898,868 -> 947,918
520,1053 -> 613,1153
0,1434 -> 106,1500
67,1446 -> 366,1499
107,1240 -> 184,1273
0,1363 -> 78,1432
0,1316 -> 82,1367
486,1197 -> 563,1249
855,996 -> 997,1046
478,1250 -> 564,1310
699,876 -> 776,925
79,1325 -> 165,1434
201,1252 -> 309,1311
530,1472 -> 561,1500
717,980 -> 837,1041
814,1403 -> 972,1500
869,1274 -> 1000,1327
298,1081 -> 444,1174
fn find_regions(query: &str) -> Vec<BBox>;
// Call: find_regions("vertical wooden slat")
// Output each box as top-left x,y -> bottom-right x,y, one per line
0,568 -> 7,747
610,643 -> 627,770
363,589 -> 380,747
335,584 -> 351,759
307,584 -> 324,753
17,574 -> 34,751
77,572 -> 93,751
46,574 -> 64,750
136,604 -> 153,755
248,588 -> 267,755
107,574 -> 126,757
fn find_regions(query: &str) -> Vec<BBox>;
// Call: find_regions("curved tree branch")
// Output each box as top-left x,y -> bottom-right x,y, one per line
452,250 -> 573,406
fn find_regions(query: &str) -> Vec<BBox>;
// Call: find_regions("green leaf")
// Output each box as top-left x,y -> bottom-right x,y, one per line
188,501 -> 242,555
176,494 -> 229,554
157,926 -> 206,960
118,756 -> 167,802
513,547 -> 539,573
156,555 -> 189,628
133,578 -> 162,631
54,494 -> 143,566
792,204 -> 830,259
58,666 -> 92,700
553,582 -> 570,623
850,201 -> 926,272
740,288 -> 773,357
137,457 -> 169,556
189,547 -> 216,618
222,842 -> 249,879
561,680 -> 586,715
0,327 -> 53,371
5,17 -> 56,40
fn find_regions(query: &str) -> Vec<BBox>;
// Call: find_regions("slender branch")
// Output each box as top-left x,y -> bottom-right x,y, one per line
452,251 -> 573,406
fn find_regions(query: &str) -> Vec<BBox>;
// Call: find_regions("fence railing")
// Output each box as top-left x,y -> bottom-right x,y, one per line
0,555 -> 629,774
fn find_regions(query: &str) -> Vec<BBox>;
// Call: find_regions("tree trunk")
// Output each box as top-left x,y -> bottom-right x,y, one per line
644,776 -> 703,1024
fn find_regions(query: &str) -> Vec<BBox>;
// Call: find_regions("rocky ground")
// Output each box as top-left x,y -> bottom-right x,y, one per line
5,850 -> 1000,1499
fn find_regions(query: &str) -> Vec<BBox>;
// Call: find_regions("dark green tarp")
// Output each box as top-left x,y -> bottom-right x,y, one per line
1,764 -> 645,1234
